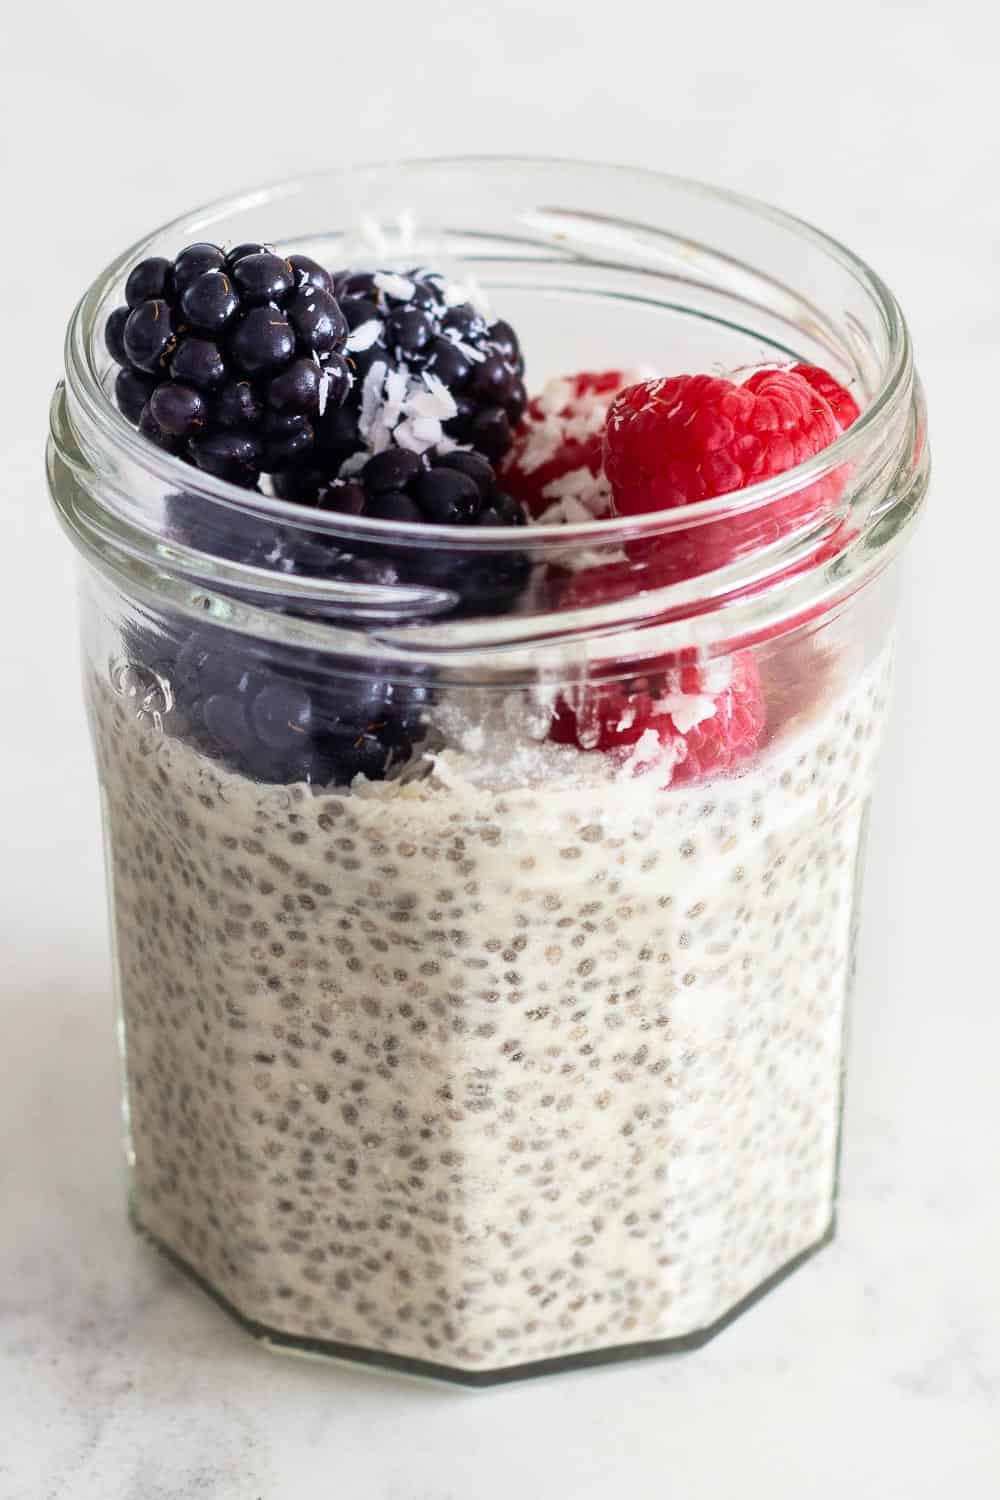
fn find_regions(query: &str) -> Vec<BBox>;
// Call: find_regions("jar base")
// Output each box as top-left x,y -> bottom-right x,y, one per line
130,1207 -> 836,1387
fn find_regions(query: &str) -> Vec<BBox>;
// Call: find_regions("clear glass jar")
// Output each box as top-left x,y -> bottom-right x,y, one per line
47,159 -> 928,1385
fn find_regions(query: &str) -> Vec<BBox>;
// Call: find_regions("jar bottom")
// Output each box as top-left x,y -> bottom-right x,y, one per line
129,1206 -> 836,1386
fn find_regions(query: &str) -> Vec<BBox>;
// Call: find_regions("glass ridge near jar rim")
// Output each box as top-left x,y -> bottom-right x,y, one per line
50,157 -> 928,661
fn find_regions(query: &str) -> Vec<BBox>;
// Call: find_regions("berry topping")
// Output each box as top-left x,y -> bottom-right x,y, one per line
161,622 -> 430,786
107,243 -> 529,506
267,447 -> 528,614
599,363 -> 859,585
550,651 -> 766,787
106,239 -> 353,487
327,267 -> 526,469
605,366 -> 854,516
502,370 -> 646,519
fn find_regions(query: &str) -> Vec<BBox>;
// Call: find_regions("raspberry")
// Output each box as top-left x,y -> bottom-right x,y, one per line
600,362 -> 859,590
605,367 -> 850,515
550,650 -> 765,787
502,370 -> 644,518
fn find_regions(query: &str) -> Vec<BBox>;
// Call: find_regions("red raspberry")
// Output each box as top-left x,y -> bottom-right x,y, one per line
605,368 -> 846,515
502,370 -> 642,518
601,363 -> 859,586
550,651 -> 766,787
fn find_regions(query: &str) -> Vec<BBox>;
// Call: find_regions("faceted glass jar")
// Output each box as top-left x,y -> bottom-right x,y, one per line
48,159 -> 928,1384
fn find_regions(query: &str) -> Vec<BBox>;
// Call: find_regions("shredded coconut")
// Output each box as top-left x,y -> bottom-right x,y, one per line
655,693 -> 718,735
373,271 -> 415,302
345,319 -> 383,353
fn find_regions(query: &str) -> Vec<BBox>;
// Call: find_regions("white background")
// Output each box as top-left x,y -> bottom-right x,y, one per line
2,1 -> 999,1496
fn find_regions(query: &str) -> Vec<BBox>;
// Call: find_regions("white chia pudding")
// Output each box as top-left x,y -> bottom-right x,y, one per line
89,647 -> 892,1375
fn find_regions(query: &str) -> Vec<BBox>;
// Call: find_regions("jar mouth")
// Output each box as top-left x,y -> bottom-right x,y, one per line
53,155 -> 926,652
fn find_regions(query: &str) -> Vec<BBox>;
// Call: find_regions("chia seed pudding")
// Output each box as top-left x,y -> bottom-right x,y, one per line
49,161 -> 928,1382
90,646 -> 891,1374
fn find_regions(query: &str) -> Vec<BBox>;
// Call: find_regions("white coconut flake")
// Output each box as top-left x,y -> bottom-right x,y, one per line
558,494 -> 597,525
345,319 -> 383,353
699,657 -> 734,694
374,271 -> 415,302
394,416 -> 443,454
656,693 -> 718,735
539,466 -> 612,511
338,452 -> 369,479
442,327 -> 487,364
358,360 -> 388,440
392,420 -> 426,454
538,378 -> 574,416
621,728 -> 672,777
406,372 -> 458,422
556,545 -> 627,573
317,368 -> 332,417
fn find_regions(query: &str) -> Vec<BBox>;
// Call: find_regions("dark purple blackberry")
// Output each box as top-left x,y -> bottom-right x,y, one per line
138,615 -> 429,787
106,239 -> 353,487
274,448 -> 530,615
324,266 -> 526,469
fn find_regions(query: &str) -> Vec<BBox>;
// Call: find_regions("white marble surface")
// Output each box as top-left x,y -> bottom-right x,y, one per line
3,1 -> 1000,1495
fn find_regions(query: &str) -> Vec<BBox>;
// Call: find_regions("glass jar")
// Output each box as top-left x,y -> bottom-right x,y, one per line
47,159 -> 928,1385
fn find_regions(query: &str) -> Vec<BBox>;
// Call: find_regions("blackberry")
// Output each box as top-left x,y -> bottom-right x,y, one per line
149,446 -> 527,792
136,615 -> 429,787
317,266 -> 526,472
274,447 -> 530,615
105,240 -> 352,487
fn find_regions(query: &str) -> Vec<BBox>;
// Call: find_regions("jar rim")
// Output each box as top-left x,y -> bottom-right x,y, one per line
53,155 -> 926,654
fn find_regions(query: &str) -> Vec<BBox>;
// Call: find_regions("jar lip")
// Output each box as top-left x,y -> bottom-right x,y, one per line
63,154 -> 913,552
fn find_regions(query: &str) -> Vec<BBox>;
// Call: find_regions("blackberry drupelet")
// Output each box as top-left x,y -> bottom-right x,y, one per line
105,241 -> 353,487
